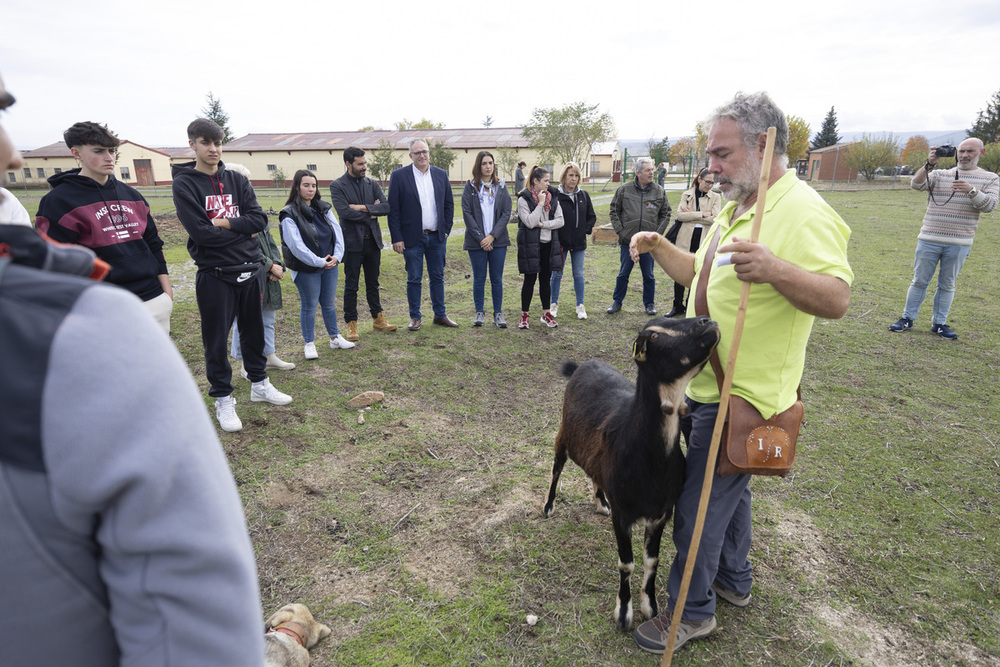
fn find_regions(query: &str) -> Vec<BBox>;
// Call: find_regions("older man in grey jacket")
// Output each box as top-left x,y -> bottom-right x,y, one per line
607,157 -> 672,315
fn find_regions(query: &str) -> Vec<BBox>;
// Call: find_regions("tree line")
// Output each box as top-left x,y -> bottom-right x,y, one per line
200,89 -> 1000,186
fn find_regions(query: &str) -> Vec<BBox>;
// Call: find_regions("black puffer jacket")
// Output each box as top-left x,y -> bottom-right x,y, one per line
516,187 -> 564,274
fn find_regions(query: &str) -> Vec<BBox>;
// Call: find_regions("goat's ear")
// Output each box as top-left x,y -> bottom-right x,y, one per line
632,333 -> 648,362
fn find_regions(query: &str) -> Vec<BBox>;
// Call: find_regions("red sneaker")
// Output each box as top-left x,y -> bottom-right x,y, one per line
541,311 -> 558,328
518,312 -> 530,329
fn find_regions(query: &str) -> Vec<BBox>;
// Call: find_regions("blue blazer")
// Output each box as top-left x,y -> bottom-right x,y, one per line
387,164 -> 455,248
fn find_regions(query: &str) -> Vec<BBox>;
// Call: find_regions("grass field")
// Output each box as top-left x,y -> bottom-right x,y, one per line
44,182 -> 1000,665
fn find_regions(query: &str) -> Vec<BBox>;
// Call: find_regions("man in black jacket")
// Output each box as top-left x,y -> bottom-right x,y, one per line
328,146 -> 397,341
172,118 -> 292,432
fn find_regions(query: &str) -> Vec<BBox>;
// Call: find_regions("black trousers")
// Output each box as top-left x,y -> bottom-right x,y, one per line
521,241 -> 553,312
196,270 -> 267,397
342,236 -> 383,322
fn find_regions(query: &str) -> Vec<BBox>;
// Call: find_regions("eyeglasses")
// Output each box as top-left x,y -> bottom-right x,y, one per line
701,180 -> 715,186
411,150 -> 429,156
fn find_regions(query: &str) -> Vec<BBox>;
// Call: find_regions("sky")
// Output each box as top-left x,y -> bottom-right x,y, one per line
3,0 -> 999,151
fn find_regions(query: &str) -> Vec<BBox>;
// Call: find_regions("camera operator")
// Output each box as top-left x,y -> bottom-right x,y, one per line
888,138 -> 998,339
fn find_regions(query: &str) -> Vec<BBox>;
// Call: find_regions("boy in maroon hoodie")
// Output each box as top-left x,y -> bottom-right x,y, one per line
35,121 -> 173,332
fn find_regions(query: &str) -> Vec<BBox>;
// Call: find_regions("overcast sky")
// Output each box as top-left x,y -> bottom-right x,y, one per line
3,0 -> 998,151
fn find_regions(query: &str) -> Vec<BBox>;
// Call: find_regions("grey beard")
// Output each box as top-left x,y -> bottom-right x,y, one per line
720,159 -> 761,204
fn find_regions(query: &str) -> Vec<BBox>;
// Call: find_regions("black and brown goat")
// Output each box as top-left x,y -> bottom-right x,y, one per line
543,316 -> 720,631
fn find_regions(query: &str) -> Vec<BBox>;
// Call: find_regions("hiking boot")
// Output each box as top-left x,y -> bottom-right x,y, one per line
518,312 -> 530,329
633,608 -> 717,655
645,304 -> 657,316
541,311 -> 558,328
344,320 -> 360,341
303,341 -> 319,359
889,317 -> 913,332
215,395 -> 243,432
576,304 -> 587,320
372,312 -> 397,332
494,312 -> 508,329
931,322 -> 958,339
330,334 -> 356,349
250,378 -> 293,405
473,311 -> 485,327
265,353 -> 295,370
606,301 -> 622,314
550,302 -> 558,317
712,581 -> 752,608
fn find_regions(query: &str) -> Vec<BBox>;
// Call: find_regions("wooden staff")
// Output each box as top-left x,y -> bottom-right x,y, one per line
660,126 -> 777,665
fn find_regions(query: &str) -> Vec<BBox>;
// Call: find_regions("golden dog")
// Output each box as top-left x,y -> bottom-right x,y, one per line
264,603 -> 331,667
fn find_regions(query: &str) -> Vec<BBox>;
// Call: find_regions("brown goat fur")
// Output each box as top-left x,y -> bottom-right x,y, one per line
544,316 -> 720,631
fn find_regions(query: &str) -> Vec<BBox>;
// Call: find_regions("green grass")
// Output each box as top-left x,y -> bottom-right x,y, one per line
152,183 -> 1000,665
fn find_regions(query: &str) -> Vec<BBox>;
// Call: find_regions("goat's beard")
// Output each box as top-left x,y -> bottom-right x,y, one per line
718,154 -> 761,204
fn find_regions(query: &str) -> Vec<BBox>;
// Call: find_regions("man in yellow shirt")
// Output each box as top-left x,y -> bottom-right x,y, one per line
629,92 -> 854,655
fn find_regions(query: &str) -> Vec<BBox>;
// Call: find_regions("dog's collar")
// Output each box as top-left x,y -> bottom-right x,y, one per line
267,621 -> 308,647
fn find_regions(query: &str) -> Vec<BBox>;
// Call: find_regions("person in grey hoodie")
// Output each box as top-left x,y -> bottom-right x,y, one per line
0,79 -> 264,664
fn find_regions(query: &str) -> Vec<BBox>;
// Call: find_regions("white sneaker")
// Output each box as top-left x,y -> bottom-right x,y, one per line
550,303 -> 558,317
265,353 -> 296,370
215,395 -> 243,432
250,378 -> 293,405
303,341 -> 318,359
576,304 -> 588,320
330,334 -> 355,350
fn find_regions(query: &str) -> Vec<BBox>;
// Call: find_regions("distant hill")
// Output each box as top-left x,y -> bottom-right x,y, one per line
619,130 -> 969,156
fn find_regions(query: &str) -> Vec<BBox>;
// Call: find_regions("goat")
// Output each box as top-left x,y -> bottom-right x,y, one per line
543,315 -> 720,631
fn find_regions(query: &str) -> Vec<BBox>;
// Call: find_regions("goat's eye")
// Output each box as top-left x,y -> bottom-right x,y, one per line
650,333 -> 658,340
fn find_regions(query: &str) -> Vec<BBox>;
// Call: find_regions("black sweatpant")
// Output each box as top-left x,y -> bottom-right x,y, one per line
521,241 -> 553,312
342,235 -> 384,322
196,270 -> 267,397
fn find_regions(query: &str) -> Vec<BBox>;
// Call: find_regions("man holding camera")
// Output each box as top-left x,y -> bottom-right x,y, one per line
889,138 -> 998,339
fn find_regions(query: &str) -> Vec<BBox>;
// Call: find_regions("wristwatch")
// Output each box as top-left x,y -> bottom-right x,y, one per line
969,187 -> 978,198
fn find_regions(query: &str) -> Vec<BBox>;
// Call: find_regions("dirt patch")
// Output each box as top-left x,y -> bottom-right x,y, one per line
773,509 -> 997,666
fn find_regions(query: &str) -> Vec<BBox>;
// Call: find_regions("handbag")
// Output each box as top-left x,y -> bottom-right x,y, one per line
694,226 -> 802,477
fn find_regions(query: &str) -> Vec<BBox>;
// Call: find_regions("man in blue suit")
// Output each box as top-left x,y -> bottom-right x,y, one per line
388,138 -> 457,330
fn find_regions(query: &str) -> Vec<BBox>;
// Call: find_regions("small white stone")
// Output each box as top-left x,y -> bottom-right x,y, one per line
526,614 -> 539,626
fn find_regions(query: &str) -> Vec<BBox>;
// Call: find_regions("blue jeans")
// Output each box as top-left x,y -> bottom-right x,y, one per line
668,400 -> 752,620
550,249 -> 585,307
612,243 -> 655,307
902,239 -> 972,325
468,245 -> 507,313
292,267 -> 340,342
232,308 -> 276,358
403,233 -> 447,319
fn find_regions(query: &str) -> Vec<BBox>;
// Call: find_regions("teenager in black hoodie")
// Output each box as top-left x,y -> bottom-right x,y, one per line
35,122 -> 173,333
172,118 -> 292,432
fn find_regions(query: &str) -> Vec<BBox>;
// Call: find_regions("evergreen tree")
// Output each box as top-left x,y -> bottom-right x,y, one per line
811,106 -> 841,150
201,92 -> 235,144
968,89 -> 1000,143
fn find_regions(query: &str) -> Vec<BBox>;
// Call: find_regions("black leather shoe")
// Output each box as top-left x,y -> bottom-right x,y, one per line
665,303 -> 685,318
645,305 -> 657,316
606,302 -> 622,314
433,316 -> 460,328
407,318 -> 422,331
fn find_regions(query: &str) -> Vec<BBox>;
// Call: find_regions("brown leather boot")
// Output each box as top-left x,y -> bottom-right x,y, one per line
344,320 -> 360,341
372,312 -> 397,332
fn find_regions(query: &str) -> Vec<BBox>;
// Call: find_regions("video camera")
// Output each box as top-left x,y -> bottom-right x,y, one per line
934,144 -> 956,158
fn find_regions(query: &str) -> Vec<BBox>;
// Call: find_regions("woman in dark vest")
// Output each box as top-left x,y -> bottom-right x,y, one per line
516,165 -> 564,329
279,169 -> 353,358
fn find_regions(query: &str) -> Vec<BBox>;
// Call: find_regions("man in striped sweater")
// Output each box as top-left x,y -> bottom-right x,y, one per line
889,138 -> 998,339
